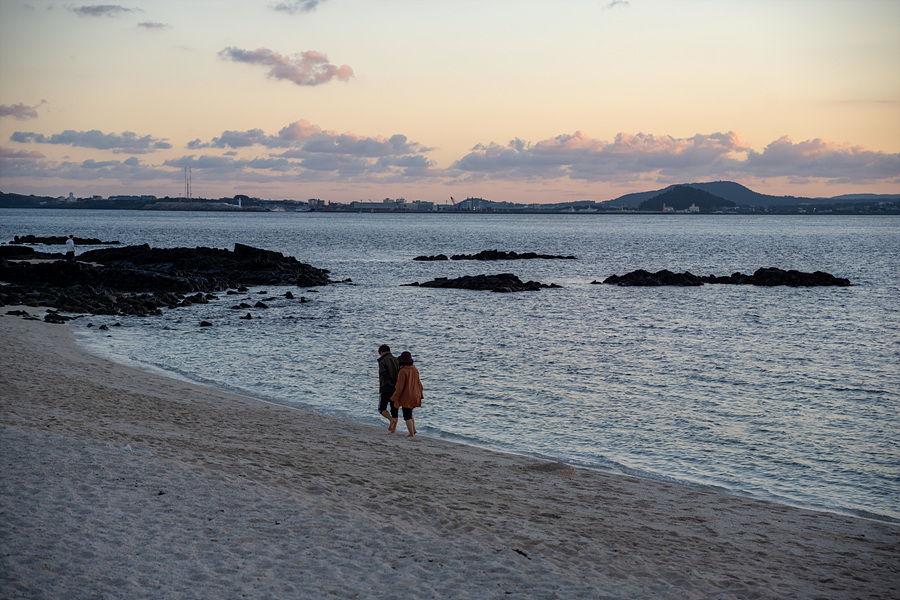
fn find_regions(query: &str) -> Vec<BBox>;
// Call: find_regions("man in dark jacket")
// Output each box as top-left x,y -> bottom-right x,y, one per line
377,344 -> 400,432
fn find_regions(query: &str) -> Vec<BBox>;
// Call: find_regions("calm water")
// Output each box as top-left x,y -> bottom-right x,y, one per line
2,209 -> 898,522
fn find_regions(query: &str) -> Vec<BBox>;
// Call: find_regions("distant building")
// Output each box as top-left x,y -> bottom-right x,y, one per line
349,198 -> 434,212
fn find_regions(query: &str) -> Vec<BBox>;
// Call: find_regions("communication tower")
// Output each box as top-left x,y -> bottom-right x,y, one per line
183,167 -> 192,200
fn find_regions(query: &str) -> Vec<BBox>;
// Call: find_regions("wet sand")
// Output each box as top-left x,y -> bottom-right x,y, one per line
0,310 -> 897,599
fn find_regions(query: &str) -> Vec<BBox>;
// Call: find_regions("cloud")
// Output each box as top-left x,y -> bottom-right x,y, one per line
742,136 -> 900,182
163,124 -> 438,181
188,129 -> 273,150
1,146 -> 45,160
71,5 -> 137,17
10,129 -> 171,153
301,133 -> 429,157
137,21 -> 168,29
452,131 -> 747,181
0,150 -> 174,184
0,100 -> 47,120
451,131 -> 898,185
271,0 -> 325,14
190,121 -> 433,158
606,1 -> 630,8
218,47 -> 353,86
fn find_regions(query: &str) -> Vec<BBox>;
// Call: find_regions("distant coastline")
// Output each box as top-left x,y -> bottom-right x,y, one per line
2,180 -> 898,215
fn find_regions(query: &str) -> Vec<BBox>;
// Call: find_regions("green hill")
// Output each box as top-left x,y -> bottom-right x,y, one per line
637,185 -> 736,212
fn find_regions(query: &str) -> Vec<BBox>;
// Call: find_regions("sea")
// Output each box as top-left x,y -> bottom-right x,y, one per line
2,208 -> 898,523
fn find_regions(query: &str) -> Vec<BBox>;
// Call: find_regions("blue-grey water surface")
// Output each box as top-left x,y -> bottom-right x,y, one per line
2,209 -> 898,522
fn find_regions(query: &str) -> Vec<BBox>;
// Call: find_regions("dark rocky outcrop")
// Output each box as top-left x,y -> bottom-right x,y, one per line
598,267 -> 851,287
76,243 -> 331,289
10,235 -> 120,245
0,243 -> 332,315
599,270 -> 704,286
0,246 -> 38,259
403,273 -> 562,293
413,253 -> 449,261
414,249 -> 576,261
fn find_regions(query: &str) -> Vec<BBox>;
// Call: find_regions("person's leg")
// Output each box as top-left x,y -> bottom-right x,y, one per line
379,391 -> 393,422
403,407 -> 415,437
388,402 -> 399,433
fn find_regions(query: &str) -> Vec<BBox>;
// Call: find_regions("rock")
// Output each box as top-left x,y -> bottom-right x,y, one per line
240,313 -> 253,320
413,254 -> 449,261
254,301 -> 269,309
601,269 -> 703,286
0,246 -> 37,259
599,267 -> 851,287
199,321 -> 213,327
284,291 -> 294,299
736,267 -> 851,287
414,250 -> 575,261
404,273 -> 562,292
0,243 -> 333,316
44,312 -> 74,324
11,235 -> 120,245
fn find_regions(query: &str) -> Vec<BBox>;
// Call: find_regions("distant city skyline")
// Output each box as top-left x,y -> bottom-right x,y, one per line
1,0 -> 898,203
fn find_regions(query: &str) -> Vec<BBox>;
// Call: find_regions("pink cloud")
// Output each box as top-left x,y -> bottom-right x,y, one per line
218,47 -> 353,86
452,131 -> 897,185
277,120 -> 325,142
744,136 -> 899,181
0,100 -> 47,120
11,129 -> 170,153
454,131 -> 748,181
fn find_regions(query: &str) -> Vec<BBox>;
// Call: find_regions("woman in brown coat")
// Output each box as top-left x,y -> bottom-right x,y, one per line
390,351 -> 423,437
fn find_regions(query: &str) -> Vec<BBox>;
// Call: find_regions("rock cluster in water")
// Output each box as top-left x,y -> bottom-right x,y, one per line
10,235 -> 121,245
598,267 -> 851,287
0,243 -> 332,316
403,273 -> 562,292
414,249 -> 576,261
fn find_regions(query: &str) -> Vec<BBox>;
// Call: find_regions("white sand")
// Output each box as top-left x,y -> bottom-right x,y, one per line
0,310 -> 897,599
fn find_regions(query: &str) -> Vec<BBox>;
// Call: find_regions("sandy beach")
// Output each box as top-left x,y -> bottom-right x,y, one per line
0,311 -> 897,599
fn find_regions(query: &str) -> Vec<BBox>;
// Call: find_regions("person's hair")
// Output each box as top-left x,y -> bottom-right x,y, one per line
378,344 -> 390,354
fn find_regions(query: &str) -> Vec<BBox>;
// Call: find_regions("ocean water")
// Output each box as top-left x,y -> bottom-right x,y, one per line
2,208 -> 898,522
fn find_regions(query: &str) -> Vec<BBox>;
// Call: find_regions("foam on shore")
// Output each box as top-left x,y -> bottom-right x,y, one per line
1,310 -> 897,599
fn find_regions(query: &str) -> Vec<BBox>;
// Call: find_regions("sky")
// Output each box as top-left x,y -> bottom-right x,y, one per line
1,0 -> 898,204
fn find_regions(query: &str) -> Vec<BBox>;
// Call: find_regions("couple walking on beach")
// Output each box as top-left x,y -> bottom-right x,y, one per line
378,344 -> 423,437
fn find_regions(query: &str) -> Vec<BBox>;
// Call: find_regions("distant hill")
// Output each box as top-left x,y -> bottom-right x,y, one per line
0,191 -> 58,208
606,181 -> 810,208
825,193 -> 900,202
637,186 -> 736,212
604,181 -> 898,208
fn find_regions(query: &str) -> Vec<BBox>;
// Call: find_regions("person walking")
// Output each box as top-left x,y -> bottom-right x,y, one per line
390,351 -> 423,437
377,344 -> 400,433
65,235 -> 75,261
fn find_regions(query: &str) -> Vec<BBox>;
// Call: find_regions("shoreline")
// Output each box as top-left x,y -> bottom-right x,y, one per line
1,309 -> 897,599
72,312 -> 894,527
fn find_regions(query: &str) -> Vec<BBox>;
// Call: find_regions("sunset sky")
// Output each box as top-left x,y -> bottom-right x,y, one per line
1,0 -> 898,204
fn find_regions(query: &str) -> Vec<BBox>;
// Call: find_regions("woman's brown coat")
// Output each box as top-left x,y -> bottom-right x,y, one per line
390,365 -> 423,409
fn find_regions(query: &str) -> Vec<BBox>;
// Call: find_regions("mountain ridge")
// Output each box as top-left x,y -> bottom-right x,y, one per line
604,181 -> 899,208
